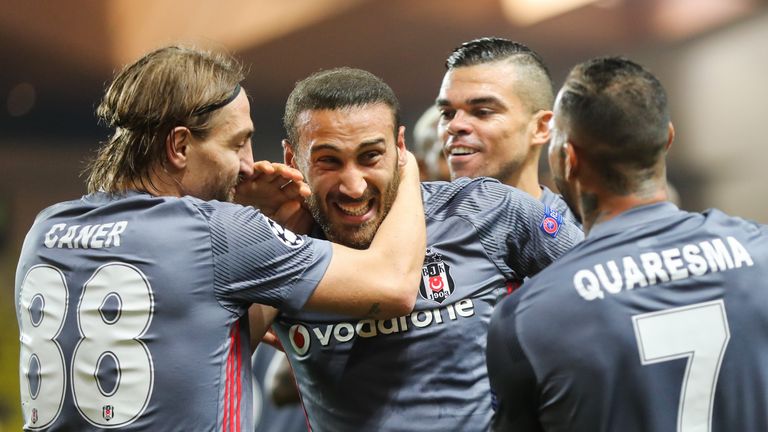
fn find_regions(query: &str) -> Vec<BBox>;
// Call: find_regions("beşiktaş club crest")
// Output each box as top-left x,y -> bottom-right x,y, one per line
102,405 -> 114,421
419,248 -> 455,303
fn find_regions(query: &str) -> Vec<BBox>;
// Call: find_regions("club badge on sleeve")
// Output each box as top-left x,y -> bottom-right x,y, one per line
539,206 -> 563,238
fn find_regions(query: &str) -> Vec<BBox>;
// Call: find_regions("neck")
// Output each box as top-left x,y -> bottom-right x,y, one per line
126,165 -> 183,197
579,185 -> 668,235
502,158 -> 542,199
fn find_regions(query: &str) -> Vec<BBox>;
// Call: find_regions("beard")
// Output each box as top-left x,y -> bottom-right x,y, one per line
551,169 -> 580,221
196,170 -> 240,202
307,165 -> 400,249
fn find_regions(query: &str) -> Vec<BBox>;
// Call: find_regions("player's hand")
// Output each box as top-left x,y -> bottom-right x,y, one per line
261,327 -> 284,352
235,161 -> 314,234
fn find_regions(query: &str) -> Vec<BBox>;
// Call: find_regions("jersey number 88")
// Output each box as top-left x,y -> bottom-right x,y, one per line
18,263 -> 154,429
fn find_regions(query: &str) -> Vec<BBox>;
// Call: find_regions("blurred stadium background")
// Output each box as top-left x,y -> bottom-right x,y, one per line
1,0 -> 767,429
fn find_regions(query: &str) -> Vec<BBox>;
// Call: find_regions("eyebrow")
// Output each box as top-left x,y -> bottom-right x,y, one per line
309,138 -> 386,154
436,96 -> 506,108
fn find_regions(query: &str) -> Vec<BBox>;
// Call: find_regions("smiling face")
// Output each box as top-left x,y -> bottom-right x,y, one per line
286,103 -> 405,249
436,61 -> 540,186
182,89 -> 254,202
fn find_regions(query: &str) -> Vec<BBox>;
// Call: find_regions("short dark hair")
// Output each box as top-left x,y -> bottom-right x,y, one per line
86,45 -> 244,193
445,37 -> 553,112
559,56 -> 670,193
283,67 -> 401,148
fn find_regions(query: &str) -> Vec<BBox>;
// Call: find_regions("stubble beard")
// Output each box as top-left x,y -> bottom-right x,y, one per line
307,165 -> 400,250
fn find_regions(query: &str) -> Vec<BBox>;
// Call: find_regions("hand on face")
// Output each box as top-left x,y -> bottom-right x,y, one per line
234,161 -> 314,234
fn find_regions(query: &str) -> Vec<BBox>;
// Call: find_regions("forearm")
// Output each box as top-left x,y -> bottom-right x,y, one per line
303,153 -> 426,319
248,304 -> 278,352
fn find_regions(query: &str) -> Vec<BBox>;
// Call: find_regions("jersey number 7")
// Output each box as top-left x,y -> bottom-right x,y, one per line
18,263 -> 154,429
632,300 -> 730,432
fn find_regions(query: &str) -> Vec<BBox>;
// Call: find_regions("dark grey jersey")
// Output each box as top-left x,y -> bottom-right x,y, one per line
274,178 -> 583,432
15,191 -> 332,432
539,185 -> 580,227
487,202 -> 768,432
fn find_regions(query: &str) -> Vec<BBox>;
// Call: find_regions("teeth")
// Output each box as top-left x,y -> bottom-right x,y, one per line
337,201 -> 371,216
450,146 -> 476,156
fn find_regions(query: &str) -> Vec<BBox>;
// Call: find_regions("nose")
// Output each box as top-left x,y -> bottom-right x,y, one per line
239,144 -> 255,178
445,110 -> 472,137
337,165 -> 367,199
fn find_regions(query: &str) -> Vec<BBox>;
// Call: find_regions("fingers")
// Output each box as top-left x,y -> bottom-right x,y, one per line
271,163 -> 305,183
262,328 -> 285,352
250,160 -> 276,181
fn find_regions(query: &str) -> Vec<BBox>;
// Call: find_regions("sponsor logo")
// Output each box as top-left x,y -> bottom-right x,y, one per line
286,299 -> 475,356
31,408 -> 38,424
264,216 -> 304,248
288,324 -> 311,357
419,248 -> 455,303
102,405 -> 114,421
539,206 -> 562,238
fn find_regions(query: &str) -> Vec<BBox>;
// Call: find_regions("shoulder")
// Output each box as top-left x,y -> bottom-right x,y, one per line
422,177 -> 537,215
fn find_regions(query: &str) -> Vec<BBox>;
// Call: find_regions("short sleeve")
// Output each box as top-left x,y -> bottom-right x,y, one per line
196,201 -> 333,313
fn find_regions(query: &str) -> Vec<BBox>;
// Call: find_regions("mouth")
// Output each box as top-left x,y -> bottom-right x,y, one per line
332,198 -> 376,224
447,145 -> 478,158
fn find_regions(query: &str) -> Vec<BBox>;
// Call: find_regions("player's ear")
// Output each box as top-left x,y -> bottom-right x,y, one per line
666,122 -> 675,151
563,141 -> 579,181
396,126 -> 407,167
531,110 -> 553,147
283,139 -> 298,169
166,126 -> 192,169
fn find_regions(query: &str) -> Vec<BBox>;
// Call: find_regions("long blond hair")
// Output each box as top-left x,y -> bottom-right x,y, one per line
85,45 -> 244,193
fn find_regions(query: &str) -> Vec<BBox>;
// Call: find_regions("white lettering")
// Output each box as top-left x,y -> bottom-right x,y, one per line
572,236 -> 755,301
595,261 -> 622,294
105,221 -> 128,247
334,323 -> 354,342
57,225 -> 80,248
412,310 -> 432,328
661,248 -> 688,280
356,320 -> 376,338
727,236 -> 754,268
74,225 -> 99,248
683,244 -> 707,276
432,309 -> 443,324
377,318 -> 399,335
640,252 -> 669,284
304,299 -> 477,347
623,256 -> 648,290
43,221 -> 129,249
90,223 -> 114,249
398,316 -> 409,332
454,299 -> 474,317
574,269 -> 603,301
700,239 -> 733,272
44,224 -> 66,248
313,326 -> 333,346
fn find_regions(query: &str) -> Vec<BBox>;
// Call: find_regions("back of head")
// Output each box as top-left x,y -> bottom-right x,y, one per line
445,37 -> 554,112
86,45 -> 244,193
558,56 -> 670,194
412,105 -> 440,161
283,67 -> 401,148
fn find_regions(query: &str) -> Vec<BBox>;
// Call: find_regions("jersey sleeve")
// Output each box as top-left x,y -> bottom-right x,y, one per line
486,286 -> 543,432
463,179 -> 584,279
196,201 -> 333,313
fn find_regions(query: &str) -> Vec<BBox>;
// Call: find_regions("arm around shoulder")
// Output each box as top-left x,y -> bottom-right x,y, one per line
303,151 -> 426,319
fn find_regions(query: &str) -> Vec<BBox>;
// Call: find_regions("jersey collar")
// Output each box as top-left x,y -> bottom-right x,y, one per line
587,202 -> 682,240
